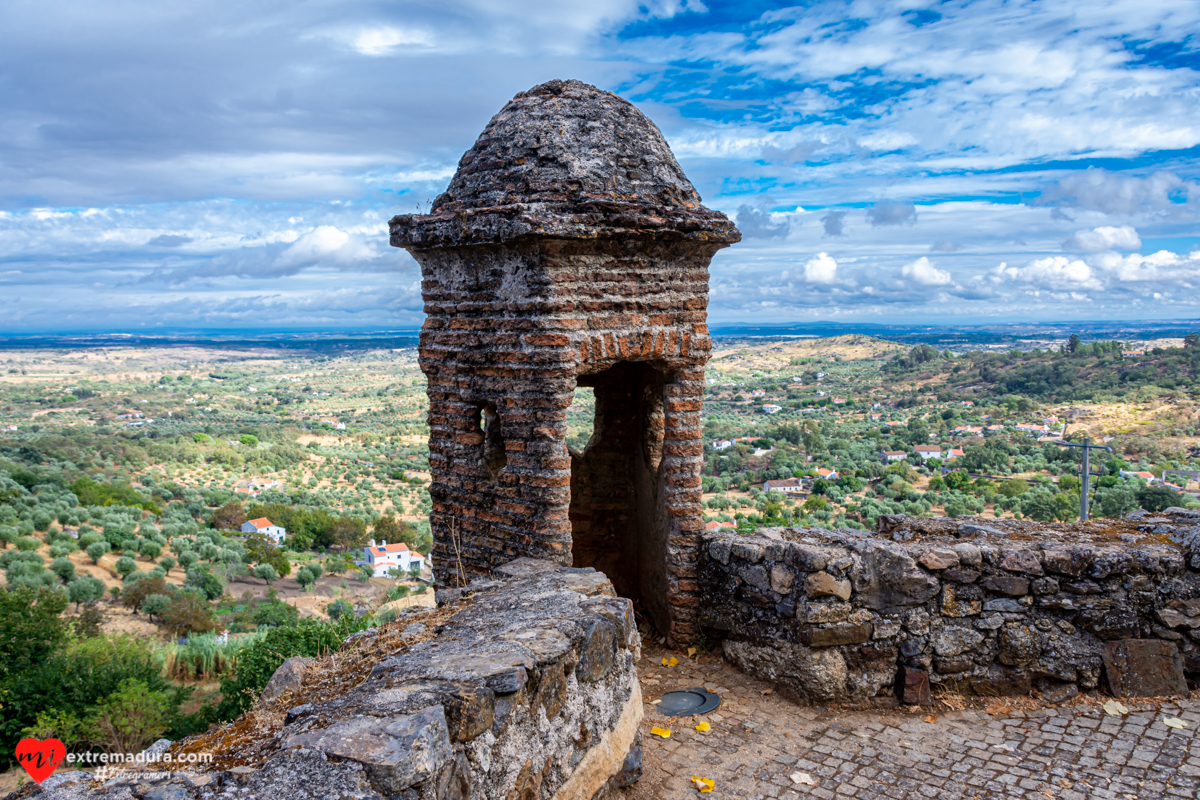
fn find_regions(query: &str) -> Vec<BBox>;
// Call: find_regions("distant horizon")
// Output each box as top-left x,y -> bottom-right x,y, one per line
0,316 -> 1196,342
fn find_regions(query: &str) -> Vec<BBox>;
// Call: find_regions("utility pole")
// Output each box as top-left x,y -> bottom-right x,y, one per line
1056,430 -> 1113,522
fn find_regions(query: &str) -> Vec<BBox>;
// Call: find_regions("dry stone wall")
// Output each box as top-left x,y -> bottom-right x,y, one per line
389,79 -> 739,643
20,560 -> 643,800
699,508 -> 1200,704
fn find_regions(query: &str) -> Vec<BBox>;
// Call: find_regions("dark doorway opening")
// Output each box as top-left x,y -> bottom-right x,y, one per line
569,361 -> 671,625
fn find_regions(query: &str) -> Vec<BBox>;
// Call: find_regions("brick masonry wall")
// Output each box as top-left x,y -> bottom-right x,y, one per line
389,79 -> 739,645
411,238 -> 723,644
699,509 -> 1200,703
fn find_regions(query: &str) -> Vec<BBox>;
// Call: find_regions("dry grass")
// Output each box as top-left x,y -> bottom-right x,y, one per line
170,598 -> 467,772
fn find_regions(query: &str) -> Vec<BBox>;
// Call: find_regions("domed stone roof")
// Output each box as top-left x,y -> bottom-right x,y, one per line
390,79 -> 739,248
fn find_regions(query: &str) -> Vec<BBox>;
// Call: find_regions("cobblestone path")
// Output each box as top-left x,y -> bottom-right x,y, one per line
624,645 -> 1200,800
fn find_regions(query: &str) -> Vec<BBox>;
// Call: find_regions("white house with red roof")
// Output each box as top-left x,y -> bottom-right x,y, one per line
241,517 -> 286,543
361,539 -> 426,577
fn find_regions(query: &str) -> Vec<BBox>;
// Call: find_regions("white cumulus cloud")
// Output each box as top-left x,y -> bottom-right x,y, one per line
901,256 -> 952,286
993,257 -> 1103,290
1092,249 -> 1200,282
803,252 -> 838,284
1062,225 -> 1141,253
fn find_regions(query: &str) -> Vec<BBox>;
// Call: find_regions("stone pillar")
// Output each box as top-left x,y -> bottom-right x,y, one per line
390,79 -> 739,643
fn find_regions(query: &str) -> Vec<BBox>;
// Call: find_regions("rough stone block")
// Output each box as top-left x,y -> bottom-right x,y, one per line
894,666 -> 931,705
1102,639 -> 1189,697
805,570 -> 851,600
940,584 -> 982,617
800,623 -> 873,647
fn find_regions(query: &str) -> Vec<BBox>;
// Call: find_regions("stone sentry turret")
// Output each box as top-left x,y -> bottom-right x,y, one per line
390,79 -> 739,643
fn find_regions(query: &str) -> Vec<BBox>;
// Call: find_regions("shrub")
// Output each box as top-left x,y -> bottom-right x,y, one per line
325,599 -> 352,620
14,536 -> 42,552
252,600 -> 298,628
84,678 -> 175,754
215,616 -> 371,720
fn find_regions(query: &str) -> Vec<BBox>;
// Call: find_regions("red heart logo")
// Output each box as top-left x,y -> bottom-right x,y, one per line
15,738 -> 66,784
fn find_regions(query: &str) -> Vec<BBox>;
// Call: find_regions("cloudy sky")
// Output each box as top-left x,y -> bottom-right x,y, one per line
1,0 -> 1198,332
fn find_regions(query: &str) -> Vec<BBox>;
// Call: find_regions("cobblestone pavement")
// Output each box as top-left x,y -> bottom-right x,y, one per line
622,644 -> 1200,800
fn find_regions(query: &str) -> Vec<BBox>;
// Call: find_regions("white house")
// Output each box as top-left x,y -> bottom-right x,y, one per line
762,477 -> 809,495
881,450 -> 908,463
361,539 -> 426,577
241,517 -> 286,543
913,445 -> 942,459
711,440 -> 733,451
1120,470 -> 1158,483
762,404 -> 782,415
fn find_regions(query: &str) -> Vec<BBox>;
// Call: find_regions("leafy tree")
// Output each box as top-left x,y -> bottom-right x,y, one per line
159,592 -> 219,634
140,594 -> 171,621
50,557 -> 76,583
114,556 -> 137,579
295,566 -> 315,591
122,576 -> 169,614
177,551 -> 199,570
239,434 -> 259,447
944,470 -> 971,491
997,479 -> 1029,498
1138,483 -> 1184,513
185,565 -> 224,601
67,577 -> 106,609
211,501 -> 246,532
86,541 -> 110,564
252,600 -> 299,628
1184,331 -> 1199,349
253,564 -> 279,585
0,526 -> 15,549
158,556 -> 177,573
0,585 -> 69,682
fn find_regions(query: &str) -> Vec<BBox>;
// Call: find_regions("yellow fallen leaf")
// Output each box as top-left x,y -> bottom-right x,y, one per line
1103,700 -> 1129,716
985,702 -> 1012,716
790,772 -> 817,787
924,715 -> 938,724
650,726 -> 672,739
695,721 -> 711,732
1163,716 -> 1188,729
687,647 -> 697,657
668,656 -> 679,666
691,776 -> 714,793
661,657 -> 668,666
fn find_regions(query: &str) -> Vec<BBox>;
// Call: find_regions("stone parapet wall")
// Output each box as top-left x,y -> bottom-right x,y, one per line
699,509 -> 1200,703
26,560 -> 643,800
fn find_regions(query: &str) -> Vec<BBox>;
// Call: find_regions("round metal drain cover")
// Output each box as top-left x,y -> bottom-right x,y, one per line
657,687 -> 721,717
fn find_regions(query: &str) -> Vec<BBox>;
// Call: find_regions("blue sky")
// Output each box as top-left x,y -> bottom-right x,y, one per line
1,0 -> 1198,332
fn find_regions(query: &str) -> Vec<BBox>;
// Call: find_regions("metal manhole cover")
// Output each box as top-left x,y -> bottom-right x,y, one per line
657,687 -> 721,717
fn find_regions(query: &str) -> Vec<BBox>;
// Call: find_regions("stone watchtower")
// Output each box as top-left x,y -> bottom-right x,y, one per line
390,79 -> 739,643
